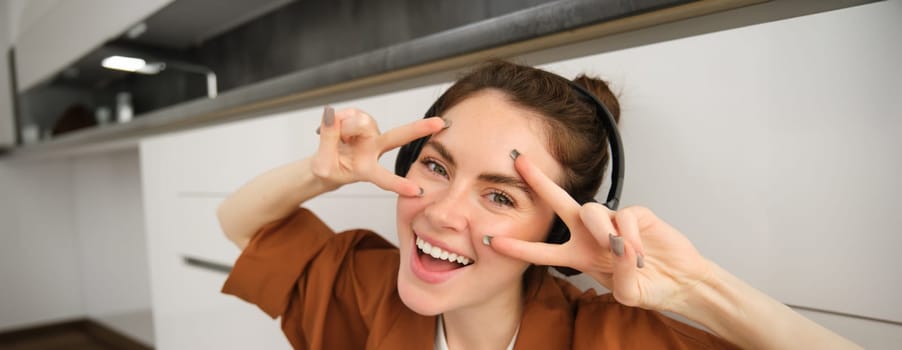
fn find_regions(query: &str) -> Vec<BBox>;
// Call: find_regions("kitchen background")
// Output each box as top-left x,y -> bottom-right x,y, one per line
1,0 -> 900,349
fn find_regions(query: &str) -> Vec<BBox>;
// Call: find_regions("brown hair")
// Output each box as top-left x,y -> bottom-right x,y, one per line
435,60 -> 620,205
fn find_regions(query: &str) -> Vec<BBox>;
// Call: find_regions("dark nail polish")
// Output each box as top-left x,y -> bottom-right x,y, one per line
417,187 -> 424,197
510,149 -> 520,160
441,117 -> 451,129
609,233 -> 624,257
637,254 -> 645,269
315,126 -> 320,135
482,235 -> 493,246
323,106 -> 335,127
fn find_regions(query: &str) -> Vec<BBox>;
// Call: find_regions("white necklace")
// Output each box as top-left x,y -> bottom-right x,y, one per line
435,314 -> 519,350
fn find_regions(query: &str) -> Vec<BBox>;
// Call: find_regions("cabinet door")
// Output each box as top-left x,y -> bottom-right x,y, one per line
140,113 -> 305,349
13,0 -> 174,91
142,185 -> 292,349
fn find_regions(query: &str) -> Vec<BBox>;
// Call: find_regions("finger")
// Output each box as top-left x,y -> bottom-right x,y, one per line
313,106 -> 341,172
368,166 -> 422,197
488,235 -> 573,268
612,242 -> 641,307
379,117 -> 446,152
614,208 -> 646,267
338,108 -> 380,143
513,152 -> 581,227
579,202 -> 618,251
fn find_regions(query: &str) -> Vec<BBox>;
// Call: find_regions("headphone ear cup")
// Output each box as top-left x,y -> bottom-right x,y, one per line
546,217 -> 569,245
394,137 -> 426,176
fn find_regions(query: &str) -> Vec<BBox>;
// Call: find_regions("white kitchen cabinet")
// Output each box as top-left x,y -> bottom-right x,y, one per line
140,113 -> 305,349
1,0 -> 15,149
12,0 -> 174,91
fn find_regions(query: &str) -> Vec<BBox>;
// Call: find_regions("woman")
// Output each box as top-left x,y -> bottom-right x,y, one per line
218,61 -> 859,349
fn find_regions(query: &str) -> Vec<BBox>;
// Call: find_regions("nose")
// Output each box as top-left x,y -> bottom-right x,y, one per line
423,184 -> 470,233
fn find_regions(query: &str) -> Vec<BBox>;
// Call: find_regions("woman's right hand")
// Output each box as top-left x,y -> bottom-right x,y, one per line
311,106 -> 446,196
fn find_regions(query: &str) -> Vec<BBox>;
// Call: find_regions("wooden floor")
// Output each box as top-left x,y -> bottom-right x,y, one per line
0,320 -> 151,350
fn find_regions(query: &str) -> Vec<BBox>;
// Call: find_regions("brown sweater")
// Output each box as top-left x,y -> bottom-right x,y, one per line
222,208 -> 738,349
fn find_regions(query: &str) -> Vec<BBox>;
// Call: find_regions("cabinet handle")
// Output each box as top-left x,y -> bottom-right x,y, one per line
182,255 -> 232,274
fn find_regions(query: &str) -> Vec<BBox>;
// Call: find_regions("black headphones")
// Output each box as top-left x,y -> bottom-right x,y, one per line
394,80 -> 624,276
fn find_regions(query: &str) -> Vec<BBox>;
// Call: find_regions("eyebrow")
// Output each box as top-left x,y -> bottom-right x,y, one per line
478,173 -> 534,200
424,140 -> 534,200
426,140 -> 456,168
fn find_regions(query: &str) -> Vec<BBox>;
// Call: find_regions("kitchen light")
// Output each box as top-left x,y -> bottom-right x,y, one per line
137,62 -> 166,74
101,55 -> 147,72
102,55 -> 166,75
100,56 -> 216,98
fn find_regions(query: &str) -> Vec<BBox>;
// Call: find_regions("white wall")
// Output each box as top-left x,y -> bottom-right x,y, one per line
0,149 -> 151,344
72,149 -> 153,345
0,158 -> 84,331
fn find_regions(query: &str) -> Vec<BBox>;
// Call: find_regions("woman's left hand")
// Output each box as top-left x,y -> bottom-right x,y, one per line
488,152 -> 713,312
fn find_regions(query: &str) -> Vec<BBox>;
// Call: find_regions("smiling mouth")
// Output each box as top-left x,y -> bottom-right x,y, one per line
415,236 -> 474,269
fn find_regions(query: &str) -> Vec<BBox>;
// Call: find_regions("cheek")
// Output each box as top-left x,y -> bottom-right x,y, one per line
395,197 -> 419,231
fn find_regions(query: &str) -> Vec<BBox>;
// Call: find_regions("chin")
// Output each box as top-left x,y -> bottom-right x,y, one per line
397,265 -> 444,316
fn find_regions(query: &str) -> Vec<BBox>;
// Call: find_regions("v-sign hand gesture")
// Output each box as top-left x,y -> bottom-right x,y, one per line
487,150 -> 713,312
311,107 -> 446,197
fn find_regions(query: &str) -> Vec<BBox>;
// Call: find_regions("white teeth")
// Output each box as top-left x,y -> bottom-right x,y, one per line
430,246 -> 441,258
415,237 -> 473,266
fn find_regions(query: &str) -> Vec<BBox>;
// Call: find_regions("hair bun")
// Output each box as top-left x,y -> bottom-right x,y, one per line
573,75 -> 620,124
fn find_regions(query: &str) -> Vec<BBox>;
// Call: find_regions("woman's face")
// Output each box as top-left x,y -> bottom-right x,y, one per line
396,89 -> 564,316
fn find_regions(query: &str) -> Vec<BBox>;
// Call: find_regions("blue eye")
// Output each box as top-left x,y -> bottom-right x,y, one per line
421,158 -> 448,178
487,191 -> 515,208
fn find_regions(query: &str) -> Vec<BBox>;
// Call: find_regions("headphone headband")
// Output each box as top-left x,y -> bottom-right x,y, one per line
566,82 -> 624,210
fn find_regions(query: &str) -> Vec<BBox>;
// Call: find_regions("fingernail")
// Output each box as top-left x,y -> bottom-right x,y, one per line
510,149 -> 520,160
417,187 -> 424,197
482,235 -> 493,246
637,253 -> 645,269
323,106 -> 335,127
609,233 -> 624,257
441,117 -> 451,129
315,126 -> 320,135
